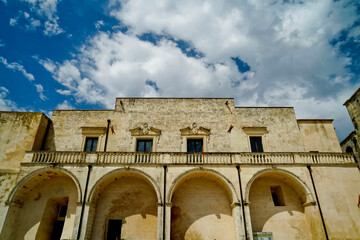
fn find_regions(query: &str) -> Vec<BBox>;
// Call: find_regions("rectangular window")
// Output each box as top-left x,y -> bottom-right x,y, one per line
187,139 -> 203,152
136,139 -> 153,152
250,137 -> 263,152
85,137 -> 98,152
107,219 -> 122,240
270,186 -> 285,206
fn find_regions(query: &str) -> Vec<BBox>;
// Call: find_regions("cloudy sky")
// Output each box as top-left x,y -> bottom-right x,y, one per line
0,0 -> 359,140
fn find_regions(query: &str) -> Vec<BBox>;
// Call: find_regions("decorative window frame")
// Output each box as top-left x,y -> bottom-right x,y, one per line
81,127 -> 107,151
129,123 -> 161,152
180,123 -> 211,152
242,127 -> 268,152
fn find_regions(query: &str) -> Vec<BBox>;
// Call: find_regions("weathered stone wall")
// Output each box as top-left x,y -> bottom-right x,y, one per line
0,112 -> 48,170
343,88 -> 360,168
311,166 -> 360,239
1,176 -> 78,240
297,120 -> 342,152
344,88 -> 360,132
90,176 -> 158,240
1,98 -> 359,240
47,98 -> 331,153
249,176 -> 312,240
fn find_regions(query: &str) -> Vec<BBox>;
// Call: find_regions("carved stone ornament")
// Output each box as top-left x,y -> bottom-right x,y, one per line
129,123 -> 161,136
180,122 -> 211,136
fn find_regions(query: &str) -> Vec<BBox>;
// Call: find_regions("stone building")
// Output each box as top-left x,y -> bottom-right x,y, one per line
0,98 -> 359,240
341,87 -> 360,167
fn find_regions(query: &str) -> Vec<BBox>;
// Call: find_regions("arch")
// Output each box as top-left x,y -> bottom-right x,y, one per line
7,167 -> 82,205
167,167 -> 239,204
88,167 -> 162,204
86,167 -> 160,240
245,168 -> 315,205
2,167 -> 80,240
346,146 -> 353,153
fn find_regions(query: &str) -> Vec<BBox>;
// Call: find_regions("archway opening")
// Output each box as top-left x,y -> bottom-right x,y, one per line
88,171 -> 158,240
170,171 -> 236,240
249,171 -> 312,240
346,146 -> 353,153
1,169 -> 78,240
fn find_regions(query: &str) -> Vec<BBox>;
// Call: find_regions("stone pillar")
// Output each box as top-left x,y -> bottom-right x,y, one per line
0,204 -> 9,235
231,202 -> 246,240
165,203 -> 172,240
244,203 -> 253,240
71,202 -> 83,239
0,202 -> 22,240
157,203 -> 163,240
78,202 -> 94,240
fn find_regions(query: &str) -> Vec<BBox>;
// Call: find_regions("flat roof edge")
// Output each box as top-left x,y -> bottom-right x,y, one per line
297,119 -> 334,122
115,97 -> 235,99
52,109 -> 114,112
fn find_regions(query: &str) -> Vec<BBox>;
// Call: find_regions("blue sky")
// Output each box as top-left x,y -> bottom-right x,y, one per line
0,0 -> 359,141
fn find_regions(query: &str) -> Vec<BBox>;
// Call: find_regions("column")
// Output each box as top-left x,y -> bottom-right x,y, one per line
244,203 -> 253,240
165,203 -> 172,240
231,202 -> 246,240
156,203 -> 163,240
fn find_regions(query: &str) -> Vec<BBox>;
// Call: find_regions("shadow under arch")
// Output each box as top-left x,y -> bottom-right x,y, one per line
87,167 -> 162,204
1,167 -> 80,240
167,167 -> 239,204
245,168 -> 315,205
246,168 -> 316,240
7,166 -> 82,205
86,167 -> 160,240
168,168 -> 239,240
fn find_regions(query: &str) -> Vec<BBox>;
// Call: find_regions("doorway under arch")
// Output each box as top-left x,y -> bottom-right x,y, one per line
86,169 -> 160,240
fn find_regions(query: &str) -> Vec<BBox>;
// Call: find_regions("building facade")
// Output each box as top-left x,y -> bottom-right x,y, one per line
0,98 -> 359,240
341,88 -> 360,167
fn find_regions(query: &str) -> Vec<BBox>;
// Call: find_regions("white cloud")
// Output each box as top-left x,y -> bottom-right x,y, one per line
35,84 -> 47,100
43,19 -> 63,35
0,87 -> 22,111
0,56 -> 35,81
56,100 -> 74,110
0,0 -> 7,4
9,18 -> 18,26
40,0 -> 359,140
0,39 -> 5,47
10,0 -> 63,36
95,20 -> 105,29
56,89 -> 71,95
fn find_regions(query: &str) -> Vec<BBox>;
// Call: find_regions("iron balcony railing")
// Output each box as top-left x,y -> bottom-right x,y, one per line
25,151 -> 356,165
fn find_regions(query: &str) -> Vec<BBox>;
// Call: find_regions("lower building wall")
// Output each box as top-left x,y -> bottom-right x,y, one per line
0,164 -> 359,240
311,167 -> 360,240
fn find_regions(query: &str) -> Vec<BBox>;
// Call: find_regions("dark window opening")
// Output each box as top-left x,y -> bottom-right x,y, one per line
250,137 -> 263,152
136,139 -> 153,152
107,219 -> 122,240
270,186 -> 285,206
52,204 -> 68,240
85,137 -> 98,152
187,139 -> 203,152
346,146 -> 353,153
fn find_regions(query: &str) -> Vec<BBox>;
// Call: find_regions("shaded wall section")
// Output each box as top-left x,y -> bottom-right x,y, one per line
0,112 -> 49,170
249,175 -> 312,240
171,176 -> 236,240
90,176 -> 158,240
297,119 -> 342,152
